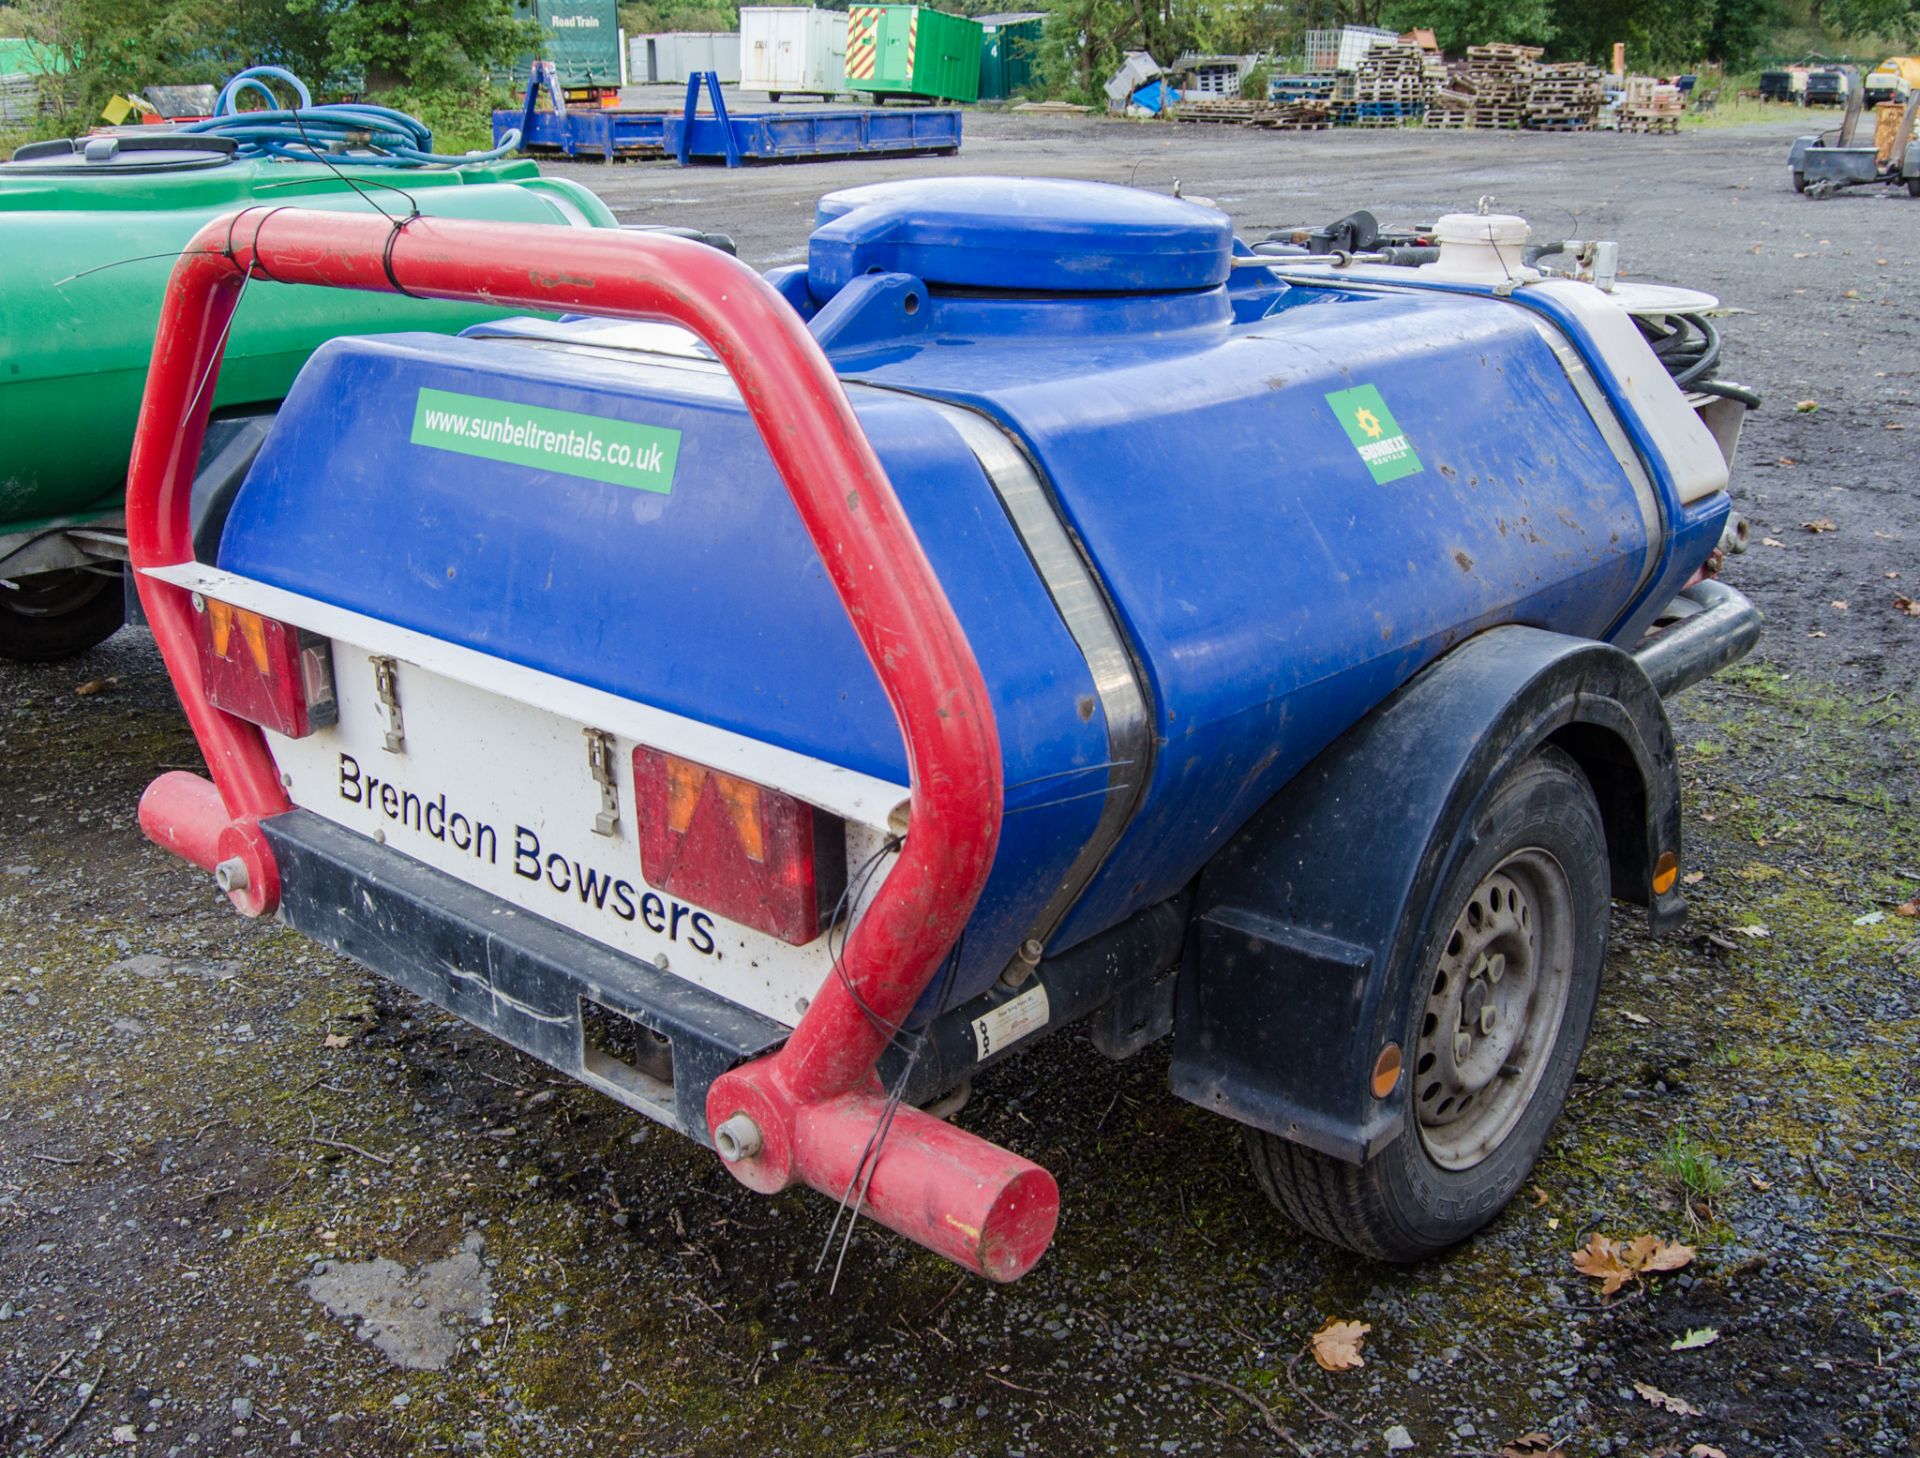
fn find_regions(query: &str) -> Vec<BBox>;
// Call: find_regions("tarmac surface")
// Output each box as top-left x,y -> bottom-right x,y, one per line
1,108 -> 1916,1457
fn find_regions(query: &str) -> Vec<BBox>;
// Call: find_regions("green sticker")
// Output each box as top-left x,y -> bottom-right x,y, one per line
1325,383 -> 1424,485
410,387 -> 680,494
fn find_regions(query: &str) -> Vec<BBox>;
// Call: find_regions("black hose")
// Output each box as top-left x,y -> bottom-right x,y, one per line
1635,311 -> 1722,389
1690,378 -> 1762,409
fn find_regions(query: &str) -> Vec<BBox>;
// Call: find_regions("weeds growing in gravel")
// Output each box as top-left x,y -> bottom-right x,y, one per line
1656,1125 -> 1730,1217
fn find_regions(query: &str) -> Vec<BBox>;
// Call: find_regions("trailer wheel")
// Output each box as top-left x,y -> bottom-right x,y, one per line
1245,746 -> 1609,1262
0,567 -> 126,663
1907,176 -> 1920,197
1791,170 -> 1808,193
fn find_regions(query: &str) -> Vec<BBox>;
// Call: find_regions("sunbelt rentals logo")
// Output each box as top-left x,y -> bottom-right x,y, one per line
1325,383 -> 1424,485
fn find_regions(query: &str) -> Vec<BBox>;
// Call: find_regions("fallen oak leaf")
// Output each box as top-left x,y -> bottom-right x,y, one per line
1690,1446 -> 1729,1458
1633,1379 -> 1704,1417
1572,1233 -> 1637,1297
1500,1434 -> 1565,1458
1894,596 -> 1920,618
322,1032 -> 353,1049
1794,399 -> 1819,412
1895,900 -> 1918,918
1682,870 -> 1706,886
74,676 -> 118,697
1748,1171 -> 1774,1191
1310,1318 -> 1371,1372
1831,600 -> 1849,612
1761,537 -> 1786,548
1801,517 -> 1836,532
1640,1238 -> 1697,1274
1670,1326 -> 1720,1350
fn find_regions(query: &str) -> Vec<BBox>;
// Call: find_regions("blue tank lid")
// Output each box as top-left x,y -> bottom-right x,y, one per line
809,176 -> 1234,298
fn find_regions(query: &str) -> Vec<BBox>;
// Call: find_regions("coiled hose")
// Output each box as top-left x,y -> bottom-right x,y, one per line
180,65 -> 520,166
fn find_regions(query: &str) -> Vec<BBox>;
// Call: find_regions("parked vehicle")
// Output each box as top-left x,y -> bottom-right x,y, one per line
127,179 -> 1759,1281
1790,80 -> 1920,195
1863,55 -> 1920,106
1805,65 -> 1851,105
1759,66 -> 1807,102
739,6 -> 847,100
0,89 -> 618,662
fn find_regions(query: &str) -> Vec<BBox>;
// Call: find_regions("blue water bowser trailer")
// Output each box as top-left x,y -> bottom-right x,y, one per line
127,179 -> 1759,1281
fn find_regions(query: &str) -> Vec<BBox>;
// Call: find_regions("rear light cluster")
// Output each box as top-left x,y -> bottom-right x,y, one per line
193,595 -> 336,738
192,598 -> 852,946
633,748 -> 847,946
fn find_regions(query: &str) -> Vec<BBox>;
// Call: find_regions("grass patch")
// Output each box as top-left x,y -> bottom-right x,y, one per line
1655,1125 -> 1730,1213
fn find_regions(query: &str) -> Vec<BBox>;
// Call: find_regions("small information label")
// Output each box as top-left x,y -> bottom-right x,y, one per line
1325,383 -> 1424,485
410,387 -> 680,494
971,983 -> 1051,1059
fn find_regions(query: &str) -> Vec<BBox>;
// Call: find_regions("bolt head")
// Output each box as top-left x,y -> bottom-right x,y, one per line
713,1113 -> 762,1163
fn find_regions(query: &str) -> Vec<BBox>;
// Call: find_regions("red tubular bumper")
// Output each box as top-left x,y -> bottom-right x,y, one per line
126,208 -> 1056,1280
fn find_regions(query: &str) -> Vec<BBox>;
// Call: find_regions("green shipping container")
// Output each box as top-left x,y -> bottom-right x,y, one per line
512,0 -> 623,89
976,13 -> 1045,102
845,5 -> 982,103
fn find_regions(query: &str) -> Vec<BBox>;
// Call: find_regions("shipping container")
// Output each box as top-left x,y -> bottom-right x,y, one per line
846,5 -> 982,104
739,7 -> 848,100
976,11 -> 1044,101
512,0 -> 624,89
630,31 -> 741,84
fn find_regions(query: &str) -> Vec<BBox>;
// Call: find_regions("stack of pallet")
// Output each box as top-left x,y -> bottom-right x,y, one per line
1427,44 -> 1542,129
1619,75 -> 1684,132
1173,96 -> 1280,125
1339,42 -> 1439,127
1523,62 -> 1603,130
1268,73 -> 1336,104
1264,97 -> 1338,130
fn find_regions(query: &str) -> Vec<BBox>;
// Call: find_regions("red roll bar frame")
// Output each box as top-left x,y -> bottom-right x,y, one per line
126,208 -> 1056,1281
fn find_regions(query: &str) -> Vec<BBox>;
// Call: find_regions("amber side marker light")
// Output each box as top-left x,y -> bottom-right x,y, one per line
1652,850 -> 1680,896
1371,1042 -> 1403,1099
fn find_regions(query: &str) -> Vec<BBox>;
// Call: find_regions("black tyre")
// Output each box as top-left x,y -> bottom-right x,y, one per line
0,568 -> 126,663
1791,170 -> 1807,193
1907,176 -> 1920,198
1246,745 -> 1610,1262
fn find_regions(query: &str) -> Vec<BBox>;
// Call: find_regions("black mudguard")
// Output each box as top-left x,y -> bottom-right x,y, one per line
1169,626 -> 1684,1165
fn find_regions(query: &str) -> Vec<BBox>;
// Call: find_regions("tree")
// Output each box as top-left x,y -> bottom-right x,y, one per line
1821,0 -> 1920,44
1705,0 -> 1775,66
290,0 -> 538,91
1384,0 -> 1554,51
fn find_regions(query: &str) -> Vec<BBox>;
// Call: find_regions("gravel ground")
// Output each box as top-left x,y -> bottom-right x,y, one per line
1,109 -> 1916,1458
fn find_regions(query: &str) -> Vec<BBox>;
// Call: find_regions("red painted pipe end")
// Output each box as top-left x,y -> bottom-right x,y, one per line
138,771 -> 280,918
708,1075 -> 1060,1282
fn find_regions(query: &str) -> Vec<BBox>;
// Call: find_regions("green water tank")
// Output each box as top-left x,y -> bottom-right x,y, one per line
0,132 -> 617,660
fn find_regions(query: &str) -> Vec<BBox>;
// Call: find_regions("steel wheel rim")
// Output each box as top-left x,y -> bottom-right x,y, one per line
0,569 -> 113,621
1414,848 -> 1576,1171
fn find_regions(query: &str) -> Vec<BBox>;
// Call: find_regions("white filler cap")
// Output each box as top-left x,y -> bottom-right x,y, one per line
1420,213 -> 1541,285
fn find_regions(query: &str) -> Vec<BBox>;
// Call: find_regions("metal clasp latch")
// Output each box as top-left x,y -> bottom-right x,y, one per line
585,728 -> 620,837
371,655 -> 405,753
